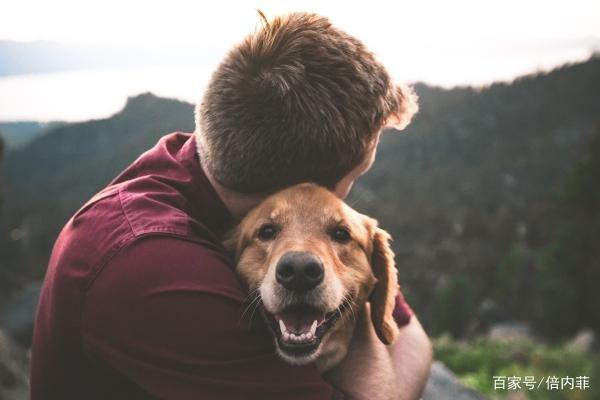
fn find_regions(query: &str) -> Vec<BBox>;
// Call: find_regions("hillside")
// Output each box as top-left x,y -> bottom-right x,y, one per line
1,57 -> 599,338
0,93 -> 194,296
350,56 -> 600,337
0,122 -> 64,150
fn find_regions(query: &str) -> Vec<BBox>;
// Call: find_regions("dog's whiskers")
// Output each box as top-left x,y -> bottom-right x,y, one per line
335,297 -> 355,329
242,287 -> 260,304
345,298 -> 358,323
339,297 -> 357,328
238,290 -> 262,327
248,296 -> 263,326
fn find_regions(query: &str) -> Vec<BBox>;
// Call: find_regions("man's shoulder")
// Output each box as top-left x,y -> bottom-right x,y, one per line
65,174 -> 220,257
89,235 -> 245,303
68,131 -> 223,245
73,176 -> 210,241
55,182 -> 227,293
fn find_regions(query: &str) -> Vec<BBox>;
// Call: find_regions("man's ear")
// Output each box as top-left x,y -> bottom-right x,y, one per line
369,226 -> 400,345
385,84 -> 419,130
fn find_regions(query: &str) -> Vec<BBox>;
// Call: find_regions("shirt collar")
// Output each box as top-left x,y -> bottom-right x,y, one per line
178,134 -> 234,237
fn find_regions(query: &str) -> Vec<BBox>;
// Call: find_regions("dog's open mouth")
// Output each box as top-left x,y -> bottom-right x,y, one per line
262,304 -> 342,356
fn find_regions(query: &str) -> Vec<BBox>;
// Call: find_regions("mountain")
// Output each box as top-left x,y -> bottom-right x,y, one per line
0,122 -> 64,150
0,93 -> 194,297
349,56 -> 600,337
1,57 -> 599,339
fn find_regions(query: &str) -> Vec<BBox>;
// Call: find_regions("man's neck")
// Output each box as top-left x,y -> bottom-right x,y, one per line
201,164 -> 266,221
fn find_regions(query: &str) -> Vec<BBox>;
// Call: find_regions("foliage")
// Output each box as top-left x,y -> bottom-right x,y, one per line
486,130 -> 600,338
0,121 -> 63,150
428,276 -> 475,337
434,336 -> 600,400
350,56 -> 600,338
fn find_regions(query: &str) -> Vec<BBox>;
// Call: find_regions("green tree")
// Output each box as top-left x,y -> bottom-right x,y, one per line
554,127 -> 600,333
490,126 -> 600,338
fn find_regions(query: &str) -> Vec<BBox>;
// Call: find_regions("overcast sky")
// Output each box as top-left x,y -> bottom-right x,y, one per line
2,0 -> 600,84
3,0 -> 600,44
1,0 -> 599,120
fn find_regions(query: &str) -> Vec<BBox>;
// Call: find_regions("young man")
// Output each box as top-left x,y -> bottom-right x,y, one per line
31,12 -> 431,399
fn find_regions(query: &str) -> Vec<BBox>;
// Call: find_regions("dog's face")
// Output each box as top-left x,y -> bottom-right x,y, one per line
226,183 -> 399,365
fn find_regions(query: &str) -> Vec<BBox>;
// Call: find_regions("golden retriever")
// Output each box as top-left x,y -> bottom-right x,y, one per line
225,183 -> 400,372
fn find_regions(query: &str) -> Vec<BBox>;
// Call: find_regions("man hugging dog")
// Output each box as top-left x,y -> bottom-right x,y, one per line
31,11 -> 431,400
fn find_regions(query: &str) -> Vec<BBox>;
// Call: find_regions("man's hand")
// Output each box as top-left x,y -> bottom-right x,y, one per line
324,304 -> 432,400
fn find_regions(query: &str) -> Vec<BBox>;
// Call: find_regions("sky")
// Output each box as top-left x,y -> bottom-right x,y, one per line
3,1 -> 599,46
1,0 -> 599,121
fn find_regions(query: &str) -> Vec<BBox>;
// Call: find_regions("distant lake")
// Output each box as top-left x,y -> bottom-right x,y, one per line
0,46 -> 593,122
0,66 -> 212,122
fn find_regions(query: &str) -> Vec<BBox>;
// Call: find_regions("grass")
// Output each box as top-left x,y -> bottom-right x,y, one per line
433,336 -> 599,400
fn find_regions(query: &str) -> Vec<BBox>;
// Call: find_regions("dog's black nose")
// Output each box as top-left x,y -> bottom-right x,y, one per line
276,251 -> 324,291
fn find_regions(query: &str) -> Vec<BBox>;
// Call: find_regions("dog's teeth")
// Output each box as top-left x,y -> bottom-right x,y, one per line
286,332 -> 317,342
279,319 -> 287,335
280,321 -> 318,343
310,320 -> 317,336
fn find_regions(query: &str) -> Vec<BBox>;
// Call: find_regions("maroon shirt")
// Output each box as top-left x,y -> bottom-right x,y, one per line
30,133 -> 412,399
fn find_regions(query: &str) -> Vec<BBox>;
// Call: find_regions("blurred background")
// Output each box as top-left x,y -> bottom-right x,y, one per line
0,1 -> 599,399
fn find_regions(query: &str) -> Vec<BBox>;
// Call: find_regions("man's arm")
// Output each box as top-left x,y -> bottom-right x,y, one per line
388,316 -> 433,399
325,304 -> 432,400
81,236 -> 343,400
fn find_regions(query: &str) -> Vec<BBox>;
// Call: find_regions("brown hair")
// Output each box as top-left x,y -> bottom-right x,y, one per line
195,11 -> 417,193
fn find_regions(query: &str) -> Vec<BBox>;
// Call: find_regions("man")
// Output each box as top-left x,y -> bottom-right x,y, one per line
31,12 -> 431,399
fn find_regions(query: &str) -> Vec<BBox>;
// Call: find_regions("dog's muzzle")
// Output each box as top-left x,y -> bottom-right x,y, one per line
258,251 -> 347,360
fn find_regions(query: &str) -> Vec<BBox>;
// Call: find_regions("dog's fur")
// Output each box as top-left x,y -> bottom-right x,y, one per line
225,183 -> 399,372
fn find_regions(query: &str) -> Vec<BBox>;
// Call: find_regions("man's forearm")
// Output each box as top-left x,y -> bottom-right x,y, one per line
388,316 -> 433,400
325,304 -> 432,400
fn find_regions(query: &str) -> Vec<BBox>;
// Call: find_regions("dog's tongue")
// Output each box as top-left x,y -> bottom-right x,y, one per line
276,308 -> 325,334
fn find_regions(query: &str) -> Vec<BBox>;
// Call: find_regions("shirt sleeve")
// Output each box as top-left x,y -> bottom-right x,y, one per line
81,236 -> 343,400
393,291 -> 413,327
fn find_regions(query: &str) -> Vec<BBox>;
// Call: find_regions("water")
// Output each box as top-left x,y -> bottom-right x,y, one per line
0,47 -> 593,122
0,66 -> 212,122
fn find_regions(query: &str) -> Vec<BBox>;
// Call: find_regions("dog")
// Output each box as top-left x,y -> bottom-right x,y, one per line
225,182 -> 400,372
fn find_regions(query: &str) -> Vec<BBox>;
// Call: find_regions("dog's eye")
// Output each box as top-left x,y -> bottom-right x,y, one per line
331,227 -> 351,243
257,224 -> 278,241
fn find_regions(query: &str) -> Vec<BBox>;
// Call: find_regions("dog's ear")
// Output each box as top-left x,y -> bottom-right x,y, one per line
369,225 -> 400,345
223,209 -> 260,262
223,227 -> 243,262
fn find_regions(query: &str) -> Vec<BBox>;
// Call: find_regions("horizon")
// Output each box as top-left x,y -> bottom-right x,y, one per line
0,55 -> 596,124
1,1 -> 599,122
